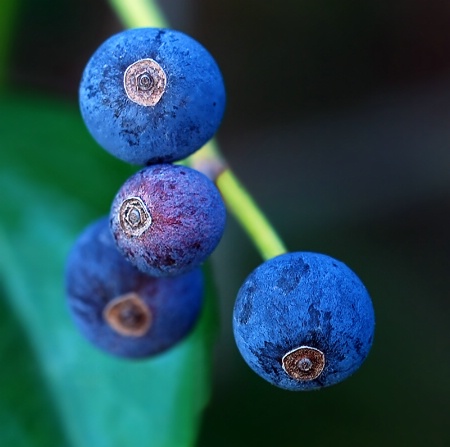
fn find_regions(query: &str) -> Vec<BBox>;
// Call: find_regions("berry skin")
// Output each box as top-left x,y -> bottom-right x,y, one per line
110,163 -> 226,277
65,216 -> 204,358
79,27 -> 226,165
233,252 -> 375,391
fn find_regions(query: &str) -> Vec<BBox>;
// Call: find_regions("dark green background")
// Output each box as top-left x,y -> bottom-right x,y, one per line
3,0 -> 450,446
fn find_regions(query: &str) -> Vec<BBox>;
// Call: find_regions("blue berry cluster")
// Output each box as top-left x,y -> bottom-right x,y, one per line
66,28 -> 226,358
67,26 -> 375,391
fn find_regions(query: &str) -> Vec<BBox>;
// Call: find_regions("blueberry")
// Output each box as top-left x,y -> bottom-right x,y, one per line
233,252 -> 375,390
65,216 -> 204,358
110,163 -> 226,277
79,27 -> 226,165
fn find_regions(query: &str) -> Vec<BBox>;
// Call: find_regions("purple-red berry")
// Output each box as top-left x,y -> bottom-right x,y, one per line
110,163 -> 226,277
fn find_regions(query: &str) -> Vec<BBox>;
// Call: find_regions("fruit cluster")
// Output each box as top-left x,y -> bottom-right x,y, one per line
66,28 -> 226,358
66,27 -> 375,390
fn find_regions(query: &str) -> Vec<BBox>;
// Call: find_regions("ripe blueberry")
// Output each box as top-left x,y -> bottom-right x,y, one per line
65,216 -> 204,358
79,27 -> 226,165
110,163 -> 226,277
233,252 -> 375,390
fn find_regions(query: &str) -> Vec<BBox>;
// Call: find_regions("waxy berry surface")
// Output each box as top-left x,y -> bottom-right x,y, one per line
110,164 -> 226,277
79,27 -> 226,165
66,217 -> 204,358
233,252 -> 375,391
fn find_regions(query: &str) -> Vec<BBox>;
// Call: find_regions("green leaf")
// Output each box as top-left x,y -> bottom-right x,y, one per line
0,284 -> 68,447
0,92 -> 217,447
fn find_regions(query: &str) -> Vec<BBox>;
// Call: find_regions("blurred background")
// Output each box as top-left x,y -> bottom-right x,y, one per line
2,0 -> 450,445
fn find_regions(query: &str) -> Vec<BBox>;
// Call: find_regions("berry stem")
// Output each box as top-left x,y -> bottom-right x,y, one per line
186,140 -> 287,259
108,0 -> 288,261
108,0 -> 167,28
216,169 -> 288,260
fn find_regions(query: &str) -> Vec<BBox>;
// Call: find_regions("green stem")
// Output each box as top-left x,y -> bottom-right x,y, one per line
108,0 -> 288,261
217,170 -> 287,260
108,0 -> 167,28
187,141 -> 287,260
